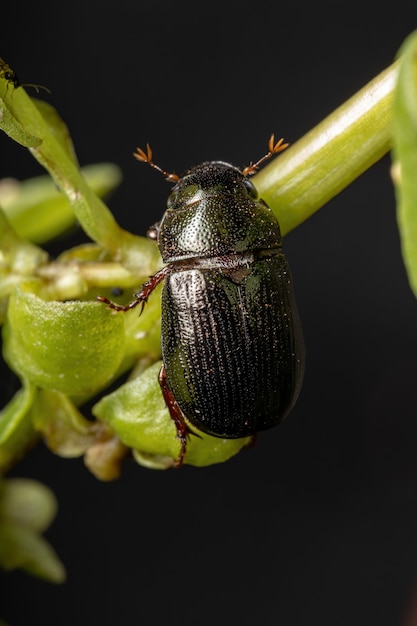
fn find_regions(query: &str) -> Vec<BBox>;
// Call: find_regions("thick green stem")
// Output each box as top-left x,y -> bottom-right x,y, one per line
254,62 -> 399,235
392,31 -> 417,298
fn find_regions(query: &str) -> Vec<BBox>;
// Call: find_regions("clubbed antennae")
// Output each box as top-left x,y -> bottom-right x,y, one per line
134,144 -> 180,182
242,134 -> 289,177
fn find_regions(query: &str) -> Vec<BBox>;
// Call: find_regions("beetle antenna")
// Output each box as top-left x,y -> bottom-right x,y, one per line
134,144 -> 180,182
241,134 -> 289,176
19,82 -> 52,94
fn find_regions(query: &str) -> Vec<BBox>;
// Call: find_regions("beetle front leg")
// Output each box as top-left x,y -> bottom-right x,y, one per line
97,265 -> 171,313
158,364 -> 192,468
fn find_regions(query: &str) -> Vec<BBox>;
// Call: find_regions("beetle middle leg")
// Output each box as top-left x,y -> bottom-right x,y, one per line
158,364 -> 194,468
97,265 -> 171,313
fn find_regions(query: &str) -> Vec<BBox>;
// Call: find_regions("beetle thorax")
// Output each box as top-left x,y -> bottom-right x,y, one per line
158,162 -> 282,262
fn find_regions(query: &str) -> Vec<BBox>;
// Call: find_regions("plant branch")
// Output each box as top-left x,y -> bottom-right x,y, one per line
254,61 -> 399,235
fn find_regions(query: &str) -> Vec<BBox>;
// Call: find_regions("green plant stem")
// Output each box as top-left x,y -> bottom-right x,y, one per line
0,88 -> 158,277
254,61 -> 399,236
392,32 -> 417,298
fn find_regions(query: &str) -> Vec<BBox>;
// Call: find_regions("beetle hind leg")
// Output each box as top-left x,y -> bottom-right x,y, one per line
158,365 -> 193,468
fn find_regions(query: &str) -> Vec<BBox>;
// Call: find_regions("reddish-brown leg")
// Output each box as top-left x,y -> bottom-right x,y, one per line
97,265 -> 171,313
158,365 -> 192,468
99,265 -> 193,466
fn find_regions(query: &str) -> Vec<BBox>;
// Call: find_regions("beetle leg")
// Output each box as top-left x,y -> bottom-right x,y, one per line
97,265 -> 171,313
158,364 -> 192,468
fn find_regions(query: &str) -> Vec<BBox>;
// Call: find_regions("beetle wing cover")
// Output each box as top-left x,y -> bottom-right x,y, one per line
161,255 -> 304,439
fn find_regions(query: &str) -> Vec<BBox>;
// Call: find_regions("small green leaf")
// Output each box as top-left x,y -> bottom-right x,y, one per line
0,98 -> 42,147
0,523 -> 66,583
32,99 -> 78,164
0,163 -> 123,244
0,478 -> 65,583
0,207 -> 48,276
84,424 -> 129,481
0,379 -> 38,475
32,389 -> 95,457
114,287 -> 162,372
93,361 -> 252,469
392,30 -> 417,297
4,288 -> 126,397
0,478 -> 57,532
0,83 -> 157,275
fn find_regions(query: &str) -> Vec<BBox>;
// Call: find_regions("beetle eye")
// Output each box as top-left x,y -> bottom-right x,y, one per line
243,178 -> 258,198
167,189 -> 179,209
167,184 -> 201,209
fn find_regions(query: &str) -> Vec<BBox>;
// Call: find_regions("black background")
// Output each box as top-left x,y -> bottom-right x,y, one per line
1,3 -> 417,625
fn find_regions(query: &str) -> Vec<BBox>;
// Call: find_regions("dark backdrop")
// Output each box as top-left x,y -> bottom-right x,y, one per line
1,3 -> 417,625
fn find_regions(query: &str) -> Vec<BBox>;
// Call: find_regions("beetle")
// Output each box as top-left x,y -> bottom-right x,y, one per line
0,57 -> 51,94
98,136 -> 304,466
0,57 -> 18,88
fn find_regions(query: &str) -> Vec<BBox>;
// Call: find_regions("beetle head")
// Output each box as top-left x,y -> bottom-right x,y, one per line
166,161 -> 258,211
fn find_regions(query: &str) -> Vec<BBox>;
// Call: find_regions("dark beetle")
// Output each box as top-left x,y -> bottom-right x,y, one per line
0,57 -> 18,88
99,137 -> 304,466
0,57 -> 51,94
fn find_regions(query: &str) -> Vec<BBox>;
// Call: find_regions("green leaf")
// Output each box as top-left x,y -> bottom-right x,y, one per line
0,523 -> 66,583
0,379 -> 38,475
32,389 -> 95,457
0,207 -> 48,276
83,423 -> 130,481
0,98 -> 41,147
93,361 -> 252,469
0,163 -> 123,244
0,478 -> 57,532
392,30 -> 417,297
0,83 -> 158,276
32,99 -> 79,163
3,288 -> 126,397
0,478 -> 65,583
112,285 -> 162,373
